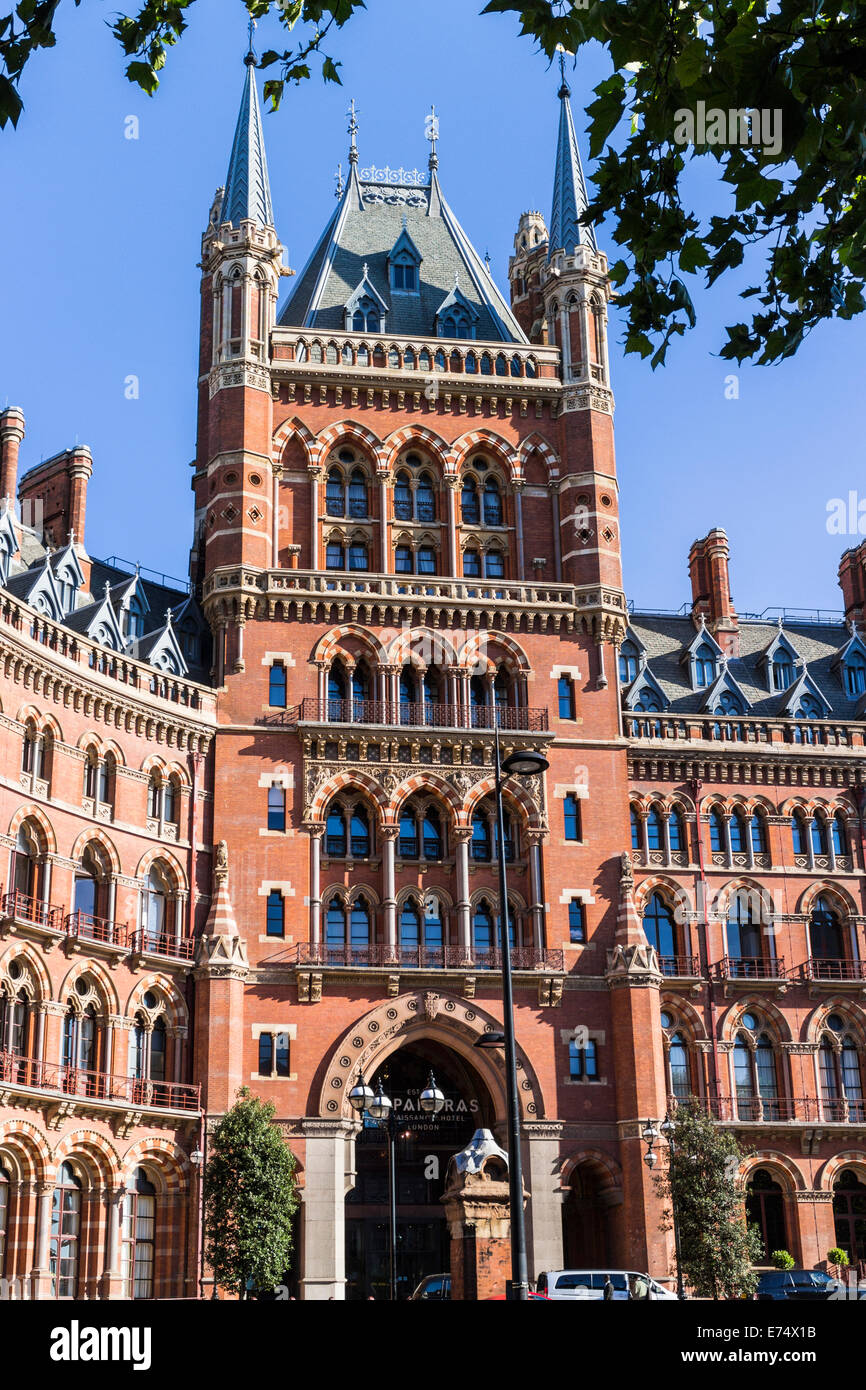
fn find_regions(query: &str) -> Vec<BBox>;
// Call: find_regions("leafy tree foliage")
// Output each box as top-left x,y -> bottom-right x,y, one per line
204,1087 -> 298,1299
652,1101 -> 762,1299
4,0 -> 866,363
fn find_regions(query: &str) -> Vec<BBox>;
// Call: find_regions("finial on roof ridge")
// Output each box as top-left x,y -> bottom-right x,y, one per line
245,14 -> 256,66
425,104 -> 439,172
334,162 -> 344,199
556,44 -> 570,99
347,98 -> 359,166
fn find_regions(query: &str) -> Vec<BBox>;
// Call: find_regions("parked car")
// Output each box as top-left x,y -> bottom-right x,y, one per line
409,1273 -> 451,1301
536,1270 -> 677,1301
753,1269 -> 842,1302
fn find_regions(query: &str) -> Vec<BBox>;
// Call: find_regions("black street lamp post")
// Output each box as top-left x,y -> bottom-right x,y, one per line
348,1069 -> 445,1301
486,718 -> 549,1302
643,1114 -> 687,1300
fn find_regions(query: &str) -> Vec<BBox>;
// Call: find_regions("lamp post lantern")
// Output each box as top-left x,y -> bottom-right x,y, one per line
348,1068 -> 445,1301
642,1114 -> 686,1299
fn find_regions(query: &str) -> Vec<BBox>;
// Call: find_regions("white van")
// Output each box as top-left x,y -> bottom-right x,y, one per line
536,1270 -> 677,1301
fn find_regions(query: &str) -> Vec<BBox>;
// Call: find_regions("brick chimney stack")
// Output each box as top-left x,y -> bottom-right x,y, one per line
838,541 -> 866,625
688,527 -> 739,655
0,407 -> 25,504
18,445 -> 93,554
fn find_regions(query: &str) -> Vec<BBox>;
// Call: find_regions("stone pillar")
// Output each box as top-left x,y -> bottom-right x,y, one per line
550,483 -> 562,581
378,473 -> 390,572
103,1186 -> 127,1299
441,1129 -> 524,1301
382,827 -> 398,962
523,1122 -> 564,1281
308,824 -> 323,951
32,1180 -> 54,1299
454,828 -> 472,962
512,481 -> 526,580
300,1118 -> 357,1300
308,465 -> 323,570
445,475 -> 459,577
271,463 -> 282,567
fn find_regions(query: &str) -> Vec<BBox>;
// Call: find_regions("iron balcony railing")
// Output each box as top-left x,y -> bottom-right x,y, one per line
129,930 -> 196,962
0,1050 -> 200,1112
65,910 -> 129,949
2,890 -> 64,931
675,1094 -> 866,1124
803,957 -> 866,981
297,698 -> 549,731
716,955 -> 787,981
290,942 -> 564,971
657,955 -> 702,978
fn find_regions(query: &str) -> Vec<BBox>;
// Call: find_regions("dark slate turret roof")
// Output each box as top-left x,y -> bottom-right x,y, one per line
549,74 -> 597,257
626,614 -> 861,718
279,169 -> 526,342
219,55 -> 274,229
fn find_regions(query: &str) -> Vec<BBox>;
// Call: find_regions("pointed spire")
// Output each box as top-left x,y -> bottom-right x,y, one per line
548,50 -> 597,258
219,52 -> 274,229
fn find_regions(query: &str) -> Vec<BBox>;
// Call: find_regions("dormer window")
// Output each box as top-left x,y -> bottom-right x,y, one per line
694,643 -> 716,688
351,298 -> 380,333
344,268 -> 388,334
845,650 -> 866,696
440,311 -> 471,338
619,641 -> 639,685
772,653 -> 794,691
391,258 -> 417,292
126,597 -> 146,639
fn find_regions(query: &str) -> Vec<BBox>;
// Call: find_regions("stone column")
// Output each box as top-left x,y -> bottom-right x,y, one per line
271,462 -> 283,567
308,825 -> 324,952
32,1180 -> 54,1299
378,472 -> 390,573
300,1119 -> 358,1300
527,833 -> 545,952
512,480 -> 526,581
523,1122 -> 565,1281
103,1186 -> 127,1299
455,828 -> 472,962
308,465 -> 323,570
550,482 -> 562,581
382,827 -> 398,962
445,475 -> 460,577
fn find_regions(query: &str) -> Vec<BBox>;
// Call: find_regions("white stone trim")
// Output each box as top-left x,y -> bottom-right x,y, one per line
259,769 -> 295,789
549,664 -> 582,681
553,782 -> 588,800
258,881 -> 296,897
251,1023 -> 298,1040
262,651 -> 297,668
558,887 -> 596,905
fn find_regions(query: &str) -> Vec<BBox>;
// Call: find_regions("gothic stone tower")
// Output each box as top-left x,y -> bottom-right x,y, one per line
193,61 -> 671,1297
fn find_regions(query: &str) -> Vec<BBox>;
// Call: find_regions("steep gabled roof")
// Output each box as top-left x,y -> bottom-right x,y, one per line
64,583 -> 127,650
279,168 -> 526,342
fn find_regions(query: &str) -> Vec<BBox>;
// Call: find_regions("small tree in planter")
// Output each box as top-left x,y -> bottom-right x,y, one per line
771,1250 -> 795,1270
204,1087 -> 298,1299
652,1100 -> 763,1299
827,1247 -> 850,1276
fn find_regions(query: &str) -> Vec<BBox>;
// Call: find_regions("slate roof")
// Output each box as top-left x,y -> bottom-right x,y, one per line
549,75 -> 597,257
219,56 -> 274,229
279,169 -> 526,343
626,613 -> 860,718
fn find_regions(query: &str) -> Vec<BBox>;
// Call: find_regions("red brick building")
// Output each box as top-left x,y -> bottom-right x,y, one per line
0,55 -> 864,1300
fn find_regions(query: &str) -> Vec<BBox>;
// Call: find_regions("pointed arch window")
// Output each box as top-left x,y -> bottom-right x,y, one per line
772,653 -> 794,691
729,810 -> 747,854
482,477 -> 503,526
327,663 -> 347,713
669,808 -> 685,853
642,892 -> 676,959
326,804 -> 347,857
694,643 -> 716,688
350,897 -> 371,958
832,813 -> 848,856
791,811 -> 808,855
845,651 -> 866,696
461,478 -> 480,525
746,1169 -> 787,1260
326,469 -> 345,517
400,900 -> 421,954
750,813 -> 767,854
810,895 -> 844,964
646,807 -> 663,853
422,809 -> 443,860
727,893 -> 763,961
416,472 -> 436,522
810,816 -> 829,855
121,1168 -> 156,1300
325,900 -> 347,953
619,641 -> 639,685
350,807 -> 371,858
709,808 -> 726,854
50,1162 -> 82,1299
394,471 -> 412,521
471,809 -> 492,862
630,806 -> 641,851
347,468 -> 368,519
668,1032 -> 691,1100
472,900 -> 494,958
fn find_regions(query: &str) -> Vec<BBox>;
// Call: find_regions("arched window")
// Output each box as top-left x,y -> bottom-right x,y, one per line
810,895 -> 844,966
482,478 -> 503,526
422,809 -> 443,860
0,1163 -> 8,1278
746,1169 -> 787,1260
810,816 -> 828,855
669,809 -> 685,853
729,811 -> 747,854
326,468 -> 345,516
162,777 -> 177,826
646,807 -> 663,852
694,643 -> 716,688
471,809 -> 492,862
472,900 -> 494,959
833,1170 -> 866,1263
12,826 -> 39,898
325,900 -> 346,954
327,663 -> 347,714
399,809 -> 419,859
147,772 -> 162,819
832,813 -> 848,856
630,806 -> 641,851
144,865 -> 172,947
394,470 -> 412,521
619,641 -> 639,685
668,1032 -> 691,1100
709,808 -> 726,854
350,807 -> 371,858
1,984 -> 31,1065
416,472 -> 436,522
350,897 -> 371,958
726,893 -> 763,963
50,1162 -> 82,1298
463,548 -> 481,578
750,813 -> 767,854
347,468 -> 367,518
845,652 -> 866,697
635,689 -> 661,713
351,663 -> 369,718
715,690 -> 744,716
326,803 -> 347,856
791,811 -> 807,855
772,653 -> 794,691
461,478 -> 480,524
642,892 -> 676,961
400,900 -> 421,955
122,1168 -> 157,1300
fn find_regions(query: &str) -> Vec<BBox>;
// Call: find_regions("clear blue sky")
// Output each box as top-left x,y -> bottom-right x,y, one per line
2,0 -> 863,612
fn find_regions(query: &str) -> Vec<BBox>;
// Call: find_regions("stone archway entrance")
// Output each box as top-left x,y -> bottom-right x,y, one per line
562,1157 -> 622,1268
345,1040 -> 495,1300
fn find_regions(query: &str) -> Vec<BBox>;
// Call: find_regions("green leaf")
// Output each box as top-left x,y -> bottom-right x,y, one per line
679,236 -> 711,274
